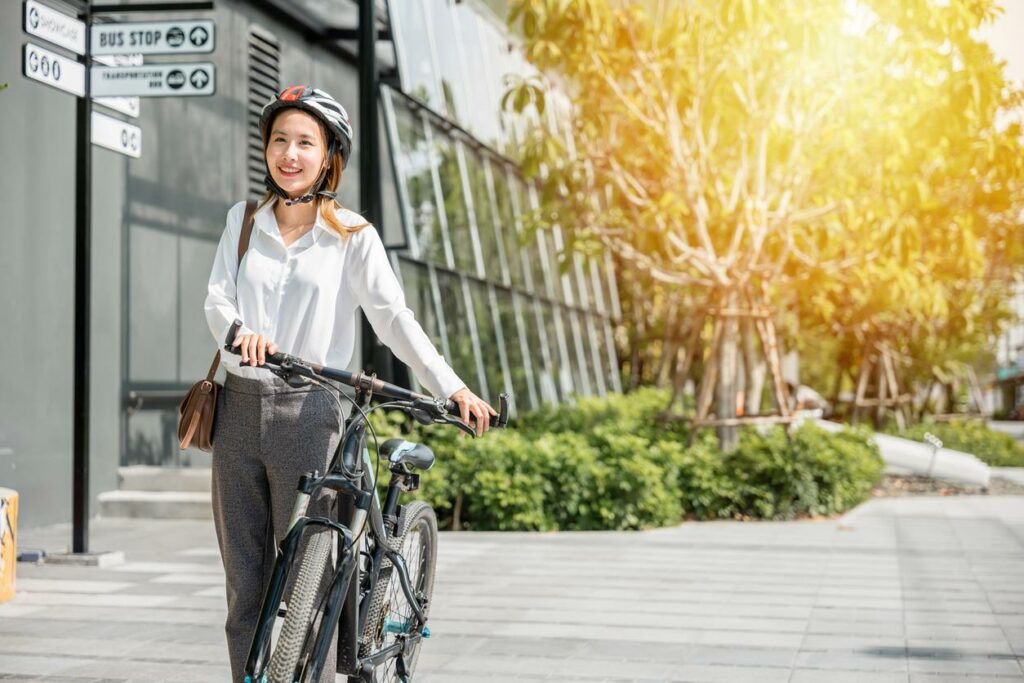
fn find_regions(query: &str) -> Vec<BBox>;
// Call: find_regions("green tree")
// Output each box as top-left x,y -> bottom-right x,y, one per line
507,0 -> 1024,445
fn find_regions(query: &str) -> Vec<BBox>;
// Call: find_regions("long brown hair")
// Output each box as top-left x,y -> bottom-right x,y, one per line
259,110 -> 369,236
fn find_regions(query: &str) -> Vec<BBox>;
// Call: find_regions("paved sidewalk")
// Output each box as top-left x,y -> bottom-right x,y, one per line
1,496 -> 1023,682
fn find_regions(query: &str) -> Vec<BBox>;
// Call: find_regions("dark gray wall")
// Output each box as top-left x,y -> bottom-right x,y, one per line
2,0 -> 365,530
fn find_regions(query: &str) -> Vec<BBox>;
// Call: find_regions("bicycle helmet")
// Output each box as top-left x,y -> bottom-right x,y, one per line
259,85 -> 354,205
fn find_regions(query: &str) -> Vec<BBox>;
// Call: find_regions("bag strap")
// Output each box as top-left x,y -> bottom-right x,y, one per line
237,199 -> 257,267
207,200 -> 259,377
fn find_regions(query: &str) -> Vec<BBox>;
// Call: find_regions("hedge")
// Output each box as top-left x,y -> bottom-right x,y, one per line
367,388 -> 883,530
895,420 -> 1024,467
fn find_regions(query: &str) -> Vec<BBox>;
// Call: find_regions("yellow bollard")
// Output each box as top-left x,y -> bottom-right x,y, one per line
0,488 -> 18,603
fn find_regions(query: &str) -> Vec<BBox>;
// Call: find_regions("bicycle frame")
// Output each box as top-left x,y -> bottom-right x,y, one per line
242,385 -> 428,683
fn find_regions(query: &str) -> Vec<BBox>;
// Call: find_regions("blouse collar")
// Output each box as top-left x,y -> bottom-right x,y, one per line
254,199 -> 341,246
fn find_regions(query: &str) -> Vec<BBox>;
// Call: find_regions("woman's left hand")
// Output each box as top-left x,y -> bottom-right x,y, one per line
449,388 -> 498,437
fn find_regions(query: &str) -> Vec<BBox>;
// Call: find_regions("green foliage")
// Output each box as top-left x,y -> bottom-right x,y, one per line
367,390 -> 883,530
895,420 -> 1024,467
507,0 -> 1024,419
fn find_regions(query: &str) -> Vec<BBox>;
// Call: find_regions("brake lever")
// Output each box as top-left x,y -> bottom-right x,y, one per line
437,415 -> 477,438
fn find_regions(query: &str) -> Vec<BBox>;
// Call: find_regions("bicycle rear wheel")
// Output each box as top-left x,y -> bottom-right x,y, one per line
359,500 -> 438,682
266,528 -> 333,683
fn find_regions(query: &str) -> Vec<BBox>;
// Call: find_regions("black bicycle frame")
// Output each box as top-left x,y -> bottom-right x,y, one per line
242,388 -> 428,683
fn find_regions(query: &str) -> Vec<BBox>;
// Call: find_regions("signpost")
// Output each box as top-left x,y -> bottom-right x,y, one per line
91,62 -> 215,97
24,0 -> 85,55
93,53 -> 142,118
23,41 -> 86,96
19,0 -> 216,558
91,111 -> 142,158
91,19 -> 215,56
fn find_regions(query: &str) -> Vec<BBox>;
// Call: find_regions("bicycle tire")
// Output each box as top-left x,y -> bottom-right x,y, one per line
267,529 -> 333,683
358,500 -> 438,682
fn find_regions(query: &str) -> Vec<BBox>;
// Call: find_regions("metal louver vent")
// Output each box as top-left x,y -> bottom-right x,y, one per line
247,26 -> 280,200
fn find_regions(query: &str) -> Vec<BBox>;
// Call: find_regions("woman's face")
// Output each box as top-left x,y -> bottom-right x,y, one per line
265,109 -> 327,198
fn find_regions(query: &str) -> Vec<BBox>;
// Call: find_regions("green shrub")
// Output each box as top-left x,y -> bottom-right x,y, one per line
365,393 -> 883,530
722,425 -> 883,520
896,420 -> 1024,467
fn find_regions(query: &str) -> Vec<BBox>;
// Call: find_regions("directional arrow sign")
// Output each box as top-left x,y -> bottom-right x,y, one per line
92,54 -> 143,118
91,19 -> 215,56
90,62 -> 216,97
24,0 -> 86,56
23,42 -> 85,96
91,111 -> 142,158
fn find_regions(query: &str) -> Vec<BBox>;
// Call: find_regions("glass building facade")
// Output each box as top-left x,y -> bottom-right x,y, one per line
0,0 -> 619,529
382,0 -> 622,413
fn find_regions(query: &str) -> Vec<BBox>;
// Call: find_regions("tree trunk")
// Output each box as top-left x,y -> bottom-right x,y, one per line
742,319 -> 766,415
628,278 -> 645,390
655,301 -> 680,388
716,292 -> 740,452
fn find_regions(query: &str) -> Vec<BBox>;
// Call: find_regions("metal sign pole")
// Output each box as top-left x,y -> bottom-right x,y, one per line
72,0 -> 92,555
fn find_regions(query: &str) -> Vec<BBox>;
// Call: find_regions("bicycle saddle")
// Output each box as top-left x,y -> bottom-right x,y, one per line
380,439 -> 436,471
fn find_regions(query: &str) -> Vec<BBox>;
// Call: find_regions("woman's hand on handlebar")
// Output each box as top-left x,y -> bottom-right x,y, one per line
232,332 -> 278,367
449,387 -> 497,437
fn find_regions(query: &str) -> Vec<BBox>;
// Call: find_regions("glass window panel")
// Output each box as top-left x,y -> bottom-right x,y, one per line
435,270 -> 480,391
425,0 -> 469,121
551,225 -> 577,305
601,252 -> 621,319
573,254 -> 591,311
452,5 -> 500,143
434,130 -> 473,271
491,161 -> 526,289
561,306 -> 590,396
584,314 -> 608,395
495,288 -> 534,411
463,148 -> 502,278
391,0 -> 443,109
397,257 -> 444,353
600,317 -> 622,393
524,296 -> 558,404
540,302 -> 574,400
467,279 -> 502,404
393,104 -> 446,265
511,178 -> 549,295
589,258 -> 607,315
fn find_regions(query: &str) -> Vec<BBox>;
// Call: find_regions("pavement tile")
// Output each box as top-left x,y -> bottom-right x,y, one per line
4,496 -> 1024,682
906,655 -> 1024,676
790,671 -> 908,683
794,650 -> 910,673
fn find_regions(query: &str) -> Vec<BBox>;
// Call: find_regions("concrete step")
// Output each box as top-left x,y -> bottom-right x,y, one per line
98,490 -> 212,520
117,466 -> 211,493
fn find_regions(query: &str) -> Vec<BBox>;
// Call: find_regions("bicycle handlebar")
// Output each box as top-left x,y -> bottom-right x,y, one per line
222,319 -> 510,430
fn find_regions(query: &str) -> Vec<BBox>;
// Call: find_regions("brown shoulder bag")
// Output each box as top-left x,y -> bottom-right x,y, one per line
177,200 -> 257,452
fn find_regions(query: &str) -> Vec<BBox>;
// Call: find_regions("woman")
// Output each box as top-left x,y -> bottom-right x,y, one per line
204,85 -> 494,682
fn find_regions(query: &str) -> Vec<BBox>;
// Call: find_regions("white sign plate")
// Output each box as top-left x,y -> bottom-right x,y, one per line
23,41 -> 85,96
90,62 -> 215,97
24,0 -> 86,56
92,54 -> 142,118
91,19 -> 215,56
91,111 -> 142,158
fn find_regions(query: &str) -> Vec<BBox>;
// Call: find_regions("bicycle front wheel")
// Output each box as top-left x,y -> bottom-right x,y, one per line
359,500 -> 438,682
266,528 -> 334,683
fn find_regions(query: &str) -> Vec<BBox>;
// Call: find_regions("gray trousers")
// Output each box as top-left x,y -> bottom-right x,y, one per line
212,371 -> 348,683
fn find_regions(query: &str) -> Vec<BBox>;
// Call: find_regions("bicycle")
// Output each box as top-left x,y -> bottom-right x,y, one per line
219,320 -> 509,683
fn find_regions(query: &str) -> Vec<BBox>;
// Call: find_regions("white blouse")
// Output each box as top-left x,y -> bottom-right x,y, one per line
204,199 -> 466,399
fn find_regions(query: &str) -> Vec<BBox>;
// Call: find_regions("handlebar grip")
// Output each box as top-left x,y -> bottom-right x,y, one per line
491,393 -> 510,428
223,319 -> 243,352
